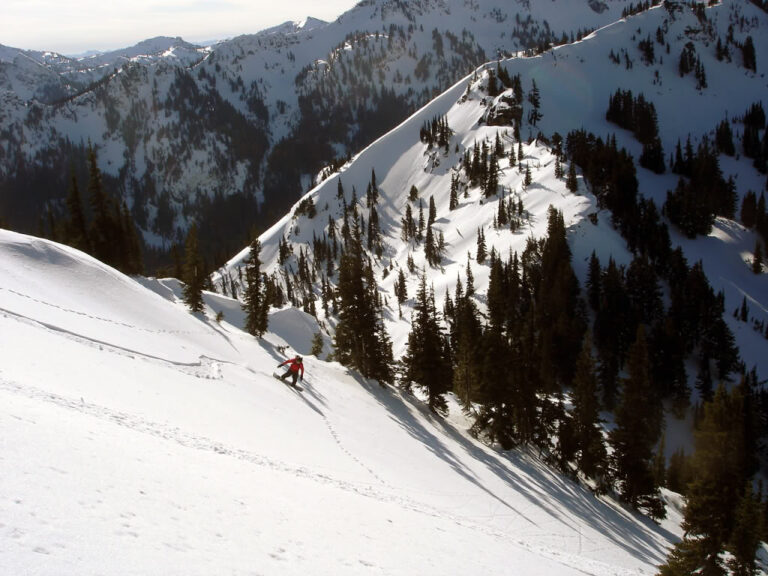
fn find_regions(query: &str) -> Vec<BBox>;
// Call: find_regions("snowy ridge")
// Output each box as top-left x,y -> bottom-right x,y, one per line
0,227 -> 676,573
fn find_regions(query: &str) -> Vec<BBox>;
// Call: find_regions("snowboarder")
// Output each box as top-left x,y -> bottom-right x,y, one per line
277,355 -> 304,387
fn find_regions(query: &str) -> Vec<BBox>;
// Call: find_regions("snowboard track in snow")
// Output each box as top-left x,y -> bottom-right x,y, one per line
0,306 -> 226,379
0,374 -> 640,576
0,286 -> 201,336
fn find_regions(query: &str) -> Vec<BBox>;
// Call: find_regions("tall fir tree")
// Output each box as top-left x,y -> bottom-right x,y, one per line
451,282 -> 483,411
402,273 -> 451,413
476,227 -> 487,264
609,325 -> 665,519
87,145 -> 116,265
527,78 -> 542,126
243,238 -> 269,337
183,223 -> 205,314
570,334 -> 607,483
334,209 -> 393,383
661,384 -> 753,575
119,201 -> 143,275
566,160 -> 578,192
64,172 -> 90,253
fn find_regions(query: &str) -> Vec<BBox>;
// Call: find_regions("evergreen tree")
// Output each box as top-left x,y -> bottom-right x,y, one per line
715,119 -> 735,156
476,227 -> 487,264
527,79 -> 542,126
64,172 -> 90,253
401,203 -> 416,243
753,240 -> 763,274
465,255 -> 475,297
665,447 -> 691,495
451,282 -> 483,410
586,251 -> 601,311
485,153 -> 500,197
243,238 -> 269,337
609,325 -> 665,519
566,161 -> 578,192
334,210 -> 393,383
523,164 -> 532,188
311,332 -> 324,358
87,145 -> 116,265
594,257 -> 631,409
570,334 -> 607,483
428,195 -> 437,228
662,384 -> 749,575
417,199 -> 425,242
536,206 -> 585,390
449,174 -> 459,210
119,201 -> 143,275
742,35 -> 757,72
728,483 -> 762,576
403,273 -> 450,413
741,191 -> 758,228
395,269 -> 408,305
183,223 -> 205,314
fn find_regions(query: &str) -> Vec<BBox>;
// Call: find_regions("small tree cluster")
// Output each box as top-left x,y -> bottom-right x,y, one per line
605,88 -> 665,173
666,136 -> 736,237
419,115 -> 452,150
463,139 -> 503,197
55,146 -> 143,275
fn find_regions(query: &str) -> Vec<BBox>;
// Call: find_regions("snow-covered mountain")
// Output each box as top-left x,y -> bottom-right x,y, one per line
222,0 -> 768,377
0,0 -> 644,256
3,2 -> 768,572
0,222 -> 680,575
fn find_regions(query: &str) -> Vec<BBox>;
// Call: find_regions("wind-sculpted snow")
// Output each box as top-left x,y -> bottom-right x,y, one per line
0,229 -> 676,574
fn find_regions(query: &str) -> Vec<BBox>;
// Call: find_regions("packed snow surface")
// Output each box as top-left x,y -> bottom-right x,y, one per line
0,228 -> 676,574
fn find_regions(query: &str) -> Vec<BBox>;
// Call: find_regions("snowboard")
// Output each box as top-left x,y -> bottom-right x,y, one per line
273,373 -> 303,392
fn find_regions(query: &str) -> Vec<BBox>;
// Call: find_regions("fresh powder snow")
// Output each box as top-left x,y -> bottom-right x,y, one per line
1,230 -> 675,574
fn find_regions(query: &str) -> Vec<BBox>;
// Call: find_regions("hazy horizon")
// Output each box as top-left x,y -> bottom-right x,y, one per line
1,0 -> 360,55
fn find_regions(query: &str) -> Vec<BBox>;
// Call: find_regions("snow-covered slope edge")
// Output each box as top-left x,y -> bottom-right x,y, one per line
0,228 -> 675,574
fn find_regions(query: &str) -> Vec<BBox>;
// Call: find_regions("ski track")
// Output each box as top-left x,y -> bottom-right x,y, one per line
0,372 -> 644,576
0,285 -> 646,575
0,286 -> 199,336
310,391 -> 390,487
0,307 -> 226,379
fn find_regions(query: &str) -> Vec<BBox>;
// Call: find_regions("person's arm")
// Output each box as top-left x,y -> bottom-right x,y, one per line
299,363 -> 305,379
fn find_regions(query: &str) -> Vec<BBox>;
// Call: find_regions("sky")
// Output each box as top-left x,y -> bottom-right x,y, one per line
0,0 -> 361,55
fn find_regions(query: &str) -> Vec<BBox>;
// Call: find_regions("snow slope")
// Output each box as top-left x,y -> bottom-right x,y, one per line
0,228 -> 677,574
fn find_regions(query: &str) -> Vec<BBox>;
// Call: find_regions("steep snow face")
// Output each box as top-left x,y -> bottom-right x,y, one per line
0,227 -> 676,574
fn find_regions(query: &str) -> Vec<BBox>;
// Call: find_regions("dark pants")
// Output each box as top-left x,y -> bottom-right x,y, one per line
281,370 -> 299,385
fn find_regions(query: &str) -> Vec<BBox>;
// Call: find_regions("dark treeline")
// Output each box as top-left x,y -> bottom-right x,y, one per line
39,145 -> 143,276
565,125 -> 766,574
605,88 -> 665,173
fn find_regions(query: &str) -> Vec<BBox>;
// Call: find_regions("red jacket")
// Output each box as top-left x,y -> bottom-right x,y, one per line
279,357 -> 304,377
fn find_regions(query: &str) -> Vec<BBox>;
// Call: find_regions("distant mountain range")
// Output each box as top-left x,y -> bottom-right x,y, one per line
0,0 -> 642,262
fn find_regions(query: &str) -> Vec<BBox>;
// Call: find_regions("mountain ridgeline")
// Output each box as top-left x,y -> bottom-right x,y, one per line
1,0 -> 640,268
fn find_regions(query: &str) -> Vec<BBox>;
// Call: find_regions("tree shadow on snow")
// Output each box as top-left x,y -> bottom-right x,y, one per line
354,375 -> 674,566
